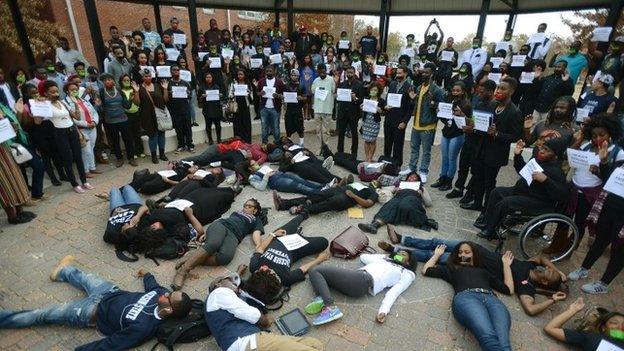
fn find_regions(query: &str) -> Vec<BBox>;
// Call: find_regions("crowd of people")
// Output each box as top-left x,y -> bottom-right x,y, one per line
0,13 -> 623,351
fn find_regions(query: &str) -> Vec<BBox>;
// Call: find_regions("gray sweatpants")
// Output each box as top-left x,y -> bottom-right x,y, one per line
308,266 -> 373,305
201,221 -> 239,265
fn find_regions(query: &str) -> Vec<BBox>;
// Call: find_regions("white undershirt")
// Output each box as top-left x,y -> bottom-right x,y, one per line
573,142 -> 624,188
264,78 -> 275,109
50,102 -> 74,129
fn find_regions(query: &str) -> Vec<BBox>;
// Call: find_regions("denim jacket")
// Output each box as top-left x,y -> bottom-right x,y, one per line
411,82 -> 445,126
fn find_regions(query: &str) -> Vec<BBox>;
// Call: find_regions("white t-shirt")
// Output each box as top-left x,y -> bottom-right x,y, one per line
573,142 -> 624,188
50,102 -> 74,129
264,78 -> 275,109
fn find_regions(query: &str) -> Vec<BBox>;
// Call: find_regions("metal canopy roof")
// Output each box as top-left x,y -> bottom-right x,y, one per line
132,0 -> 612,15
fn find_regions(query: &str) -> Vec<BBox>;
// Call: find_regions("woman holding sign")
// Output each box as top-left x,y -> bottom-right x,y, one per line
228,69 -> 256,143
198,72 -> 223,144
137,68 -> 169,164
360,81 -> 386,162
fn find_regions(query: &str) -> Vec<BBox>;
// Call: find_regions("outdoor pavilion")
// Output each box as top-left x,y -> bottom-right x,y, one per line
8,0 -> 624,71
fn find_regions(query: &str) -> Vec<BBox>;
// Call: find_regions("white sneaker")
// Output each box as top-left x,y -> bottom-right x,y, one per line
322,156 -> 334,170
568,267 -> 589,281
418,172 -> 428,184
581,281 -> 609,294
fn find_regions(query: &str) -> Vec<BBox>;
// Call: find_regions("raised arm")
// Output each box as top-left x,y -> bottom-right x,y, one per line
422,245 -> 445,275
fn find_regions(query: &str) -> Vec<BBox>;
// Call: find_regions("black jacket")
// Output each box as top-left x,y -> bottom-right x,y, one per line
512,155 -> 569,206
384,79 -> 414,125
473,102 -> 523,167
336,79 -> 365,118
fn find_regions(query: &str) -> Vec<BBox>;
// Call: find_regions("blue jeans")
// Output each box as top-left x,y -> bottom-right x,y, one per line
452,291 -> 512,351
439,134 -> 465,179
260,107 -> 280,144
0,266 -> 118,329
272,173 -> 323,196
409,129 -> 435,174
109,185 -> 142,213
148,130 -> 166,154
402,236 -> 460,263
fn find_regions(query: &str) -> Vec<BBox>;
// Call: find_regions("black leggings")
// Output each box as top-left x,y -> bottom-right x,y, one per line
279,190 -> 353,214
204,118 -> 222,144
172,112 -> 194,149
274,214 -> 329,261
130,173 -> 170,194
168,179 -> 206,200
309,266 -> 373,306
104,121 -> 135,161
289,161 -> 338,184
127,111 -> 144,155
454,139 -> 474,191
53,127 -> 86,187
30,123 -> 65,182
321,143 -> 361,174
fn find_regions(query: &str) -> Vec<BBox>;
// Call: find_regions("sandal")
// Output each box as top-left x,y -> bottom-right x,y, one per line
95,192 -> 109,201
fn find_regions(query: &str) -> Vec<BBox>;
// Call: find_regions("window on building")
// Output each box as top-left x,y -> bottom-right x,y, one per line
202,8 -> 215,14
237,10 -> 266,21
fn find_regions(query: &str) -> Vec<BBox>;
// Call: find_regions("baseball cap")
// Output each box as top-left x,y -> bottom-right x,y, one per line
598,73 -> 614,86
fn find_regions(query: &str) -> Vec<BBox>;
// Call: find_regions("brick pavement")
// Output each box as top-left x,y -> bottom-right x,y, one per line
0,132 -> 621,351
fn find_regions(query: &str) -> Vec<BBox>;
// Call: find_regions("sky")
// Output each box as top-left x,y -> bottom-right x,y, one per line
357,11 -> 586,43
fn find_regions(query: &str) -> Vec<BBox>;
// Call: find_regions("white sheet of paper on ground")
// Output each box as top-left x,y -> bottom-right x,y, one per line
490,57 -> 504,69
338,40 -> 350,49
165,199 -> 194,211
171,86 -> 188,98
440,50 -> 454,62
373,65 -> 387,76
156,65 -> 171,78
263,47 -> 272,56
140,65 -> 156,78
473,110 -> 492,132
0,118 -> 17,143
179,70 -> 192,82
362,99 -> 378,114
208,57 -> 222,68
364,162 -> 385,173
595,339 -> 624,351
528,33 -> 546,44
182,161 -> 194,166
205,90 -> 220,101
269,54 -> 283,64
336,88 -> 352,102
258,165 -> 273,174
349,182 -> 367,191
221,48 -> 234,59
292,152 -> 309,163
567,148 -> 600,170
288,144 -> 302,152
576,108 -> 590,122
603,167 -> 624,199
520,71 -> 535,84
157,170 -> 177,177
277,234 -> 309,251
165,48 -> 180,61
387,93 -> 402,108
234,84 -> 248,96
29,100 -> 53,119
453,116 -> 466,128
284,52 -> 295,60
193,169 -> 210,178
209,161 -> 222,167
488,73 -> 502,84
262,87 -> 276,97
519,158 -> 544,186
198,52 -> 209,61
511,55 -> 526,67
314,88 -> 328,101
283,92 -> 298,103
250,58 -> 263,69
591,27 -> 613,42
399,181 -> 421,191
437,102 -> 453,119
173,33 -> 186,45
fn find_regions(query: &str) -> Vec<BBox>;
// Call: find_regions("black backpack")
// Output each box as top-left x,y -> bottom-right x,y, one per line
144,238 -> 189,266
151,299 -> 211,351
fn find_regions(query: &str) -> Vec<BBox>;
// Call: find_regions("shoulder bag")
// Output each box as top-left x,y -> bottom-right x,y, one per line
330,226 -> 376,259
145,87 -> 173,131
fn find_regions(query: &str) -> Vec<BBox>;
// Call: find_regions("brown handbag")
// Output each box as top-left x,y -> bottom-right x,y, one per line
330,226 -> 376,259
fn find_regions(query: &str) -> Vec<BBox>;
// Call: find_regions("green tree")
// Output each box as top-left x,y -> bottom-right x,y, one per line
561,9 -> 623,42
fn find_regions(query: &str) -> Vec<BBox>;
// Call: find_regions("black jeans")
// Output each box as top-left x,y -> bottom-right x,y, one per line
53,127 -> 86,187
130,173 -> 170,194
484,187 -> 554,230
204,118 -> 221,144
30,123 -> 66,182
383,118 -> 407,166
321,143 -> 361,174
279,189 -> 353,214
127,111 -> 144,155
470,158 -> 502,208
336,112 -> 358,155
172,113 -> 194,149
289,161 -> 338,184
454,140 -> 473,191
104,121 -> 135,161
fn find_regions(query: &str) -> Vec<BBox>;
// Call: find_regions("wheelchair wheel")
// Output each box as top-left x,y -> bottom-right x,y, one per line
519,213 -> 579,263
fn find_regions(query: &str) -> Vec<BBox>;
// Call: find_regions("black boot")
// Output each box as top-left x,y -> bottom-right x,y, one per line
159,149 -> 168,161
358,221 -> 381,234
473,213 -> 487,229
446,188 -> 463,199
151,154 -> 159,164
425,218 -> 439,230
430,177 -> 446,188
459,190 -> 475,205
439,178 -> 452,191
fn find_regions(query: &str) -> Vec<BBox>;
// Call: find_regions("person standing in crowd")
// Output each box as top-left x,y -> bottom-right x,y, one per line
597,36 -> 624,86
99,73 -> 137,168
527,23 -> 552,60
459,37 -> 488,78
43,58 -> 67,99
311,63 -> 336,146
422,19 -> 444,62
204,19 -> 222,46
257,65 -> 284,144
10,67 -> 28,93
400,34 -> 418,60
229,69 -> 256,143
462,77 -> 523,214
284,69 -> 306,146
578,74 -> 617,117
293,26 -> 314,62
167,65 -> 194,153
120,74 -> 145,158
105,45 -> 133,87
107,26 -> 127,55
27,64 -> 48,88
551,40 -> 588,85
358,26 -> 378,58
436,37 -> 458,88
129,31 -> 149,62
449,62 -> 474,96
141,18 -> 161,53
198,72 -> 223,145
383,65 -> 413,166
361,81 -> 385,162
177,57 -> 198,127
531,60 -> 574,126
336,66 -> 364,156
137,69 -> 169,164
407,62 -> 445,183
55,37 -> 89,75
163,17 -> 187,53
0,68 -> 19,112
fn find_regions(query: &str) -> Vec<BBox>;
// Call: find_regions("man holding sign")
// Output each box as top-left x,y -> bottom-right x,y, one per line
311,64 -> 336,146
163,17 -> 187,52
167,65 -> 194,153
257,66 -> 285,144
383,66 -> 413,166
336,67 -> 364,155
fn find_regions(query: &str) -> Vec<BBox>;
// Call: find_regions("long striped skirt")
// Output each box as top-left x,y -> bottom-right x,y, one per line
0,144 -> 29,208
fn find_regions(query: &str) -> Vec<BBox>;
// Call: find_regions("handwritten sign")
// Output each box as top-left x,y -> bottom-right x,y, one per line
591,27 -> 613,42
362,99 -> 378,114
205,90 -> 220,101
171,86 -> 188,98
437,102 -> 453,119
453,116 -> 466,128
179,70 -> 192,82
250,58 -> 263,69
277,234 -> 310,251
165,199 -> 194,211
336,88 -> 352,102
440,50 -> 454,62
511,55 -> 526,67
269,54 -> 282,64
520,71 -> 535,84
519,158 -> 544,186
338,40 -> 350,49
473,110 -> 492,132
314,87 -> 328,101
173,33 -> 186,45
567,148 -> 600,170
373,64 -> 387,76
283,92 -> 298,103
165,48 -> 180,61
234,84 -> 248,96
156,65 -> 171,78
603,167 -> 624,199
576,108 -> 590,122
0,118 -> 17,143
387,93 -> 402,108
29,100 -> 53,119
208,57 -> 221,68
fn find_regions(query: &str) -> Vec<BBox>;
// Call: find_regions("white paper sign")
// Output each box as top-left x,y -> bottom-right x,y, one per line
401,48 -> 414,57
352,61 -> 362,72
208,57 -> 221,68
258,165 -> 273,175
496,41 -> 512,53
284,51 -> 295,60
193,169 -> 210,178
519,158 -> 544,186
205,89 -> 220,101
157,170 -> 177,177
520,72 -> 535,84
591,27 -> 613,42
567,148 -> 600,170
373,64 -> 387,76
314,87 -> 328,101
364,162 -> 385,173
29,100 -> 53,119
250,58 -> 263,69
181,161 -> 194,166
180,70 -> 192,82
262,87 -> 276,97
171,86 -> 188,98
440,50 -> 454,62
473,110 -> 492,132
387,93 -> 402,108
263,47 -> 272,56
277,234 -> 309,251
336,88 -> 352,102
437,102 -> 454,119
234,84 -> 248,96
209,161 -> 221,167
338,40 -> 350,49
165,48 -> 180,61
362,99 -> 378,113
221,48 -> 234,59
595,339 -> 624,351
488,73 -> 502,84
288,144 -> 302,151
269,54 -> 282,64
490,57 -> 504,69
511,55 -> 526,67
283,92 -> 298,103
576,108 -> 591,122
0,118 -> 17,143
399,181 -> 421,191
173,33 -> 186,45
349,182 -> 367,191
156,65 -> 171,78
293,152 -> 309,163
453,116 -> 466,128
528,33 -> 546,44
165,199 -> 194,211
140,65 -> 156,78
604,167 -> 624,199
198,52 -> 209,61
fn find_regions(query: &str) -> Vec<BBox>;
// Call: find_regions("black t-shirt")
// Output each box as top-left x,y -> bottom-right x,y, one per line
424,265 -> 510,295
477,244 -> 538,297
351,187 -> 379,203
359,36 -> 378,57
105,204 -> 141,239
183,188 -> 234,225
167,80 -> 191,115
564,329 -> 624,351
147,208 -> 187,229
249,240 -> 305,287
220,212 -> 264,241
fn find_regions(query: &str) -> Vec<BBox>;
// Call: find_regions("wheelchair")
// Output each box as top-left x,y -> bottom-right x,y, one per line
493,210 -> 580,263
